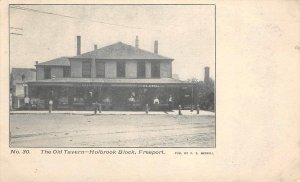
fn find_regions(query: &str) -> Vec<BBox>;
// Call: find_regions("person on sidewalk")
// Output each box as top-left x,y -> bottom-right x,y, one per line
153,97 -> 160,104
24,96 -> 30,110
93,100 -> 102,114
49,99 -> 53,113
153,97 -> 160,111
168,95 -> 174,111
128,95 -> 135,110
103,97 -> 112,110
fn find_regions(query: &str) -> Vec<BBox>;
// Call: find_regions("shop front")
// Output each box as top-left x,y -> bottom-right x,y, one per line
28,80 -> 194,111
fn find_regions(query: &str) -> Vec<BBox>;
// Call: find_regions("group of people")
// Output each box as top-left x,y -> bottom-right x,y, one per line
127,95 -> 174,111
24,96 -> 38,110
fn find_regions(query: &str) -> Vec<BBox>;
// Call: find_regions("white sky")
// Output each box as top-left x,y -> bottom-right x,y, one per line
10,5 -> 215,80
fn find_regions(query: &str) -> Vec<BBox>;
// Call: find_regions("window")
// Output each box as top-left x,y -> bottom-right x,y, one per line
151,62 -> 160,78
137,62 -> 146,78
21,74 -> 26,81
63,67 -> 71,78
96,61 -> 105,78
82,61 -> 92,78
117,62 -> 125,78
44,67 -> 51,79
24,85 -> 28,97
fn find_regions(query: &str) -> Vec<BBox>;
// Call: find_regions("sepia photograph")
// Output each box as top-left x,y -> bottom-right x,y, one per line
9,4 -> 215,148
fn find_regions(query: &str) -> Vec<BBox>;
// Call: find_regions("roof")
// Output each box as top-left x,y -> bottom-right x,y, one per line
37,57 -> 70,66
72,42 -> 173,60
28,78 -> 190,85
11,68 -> 36,83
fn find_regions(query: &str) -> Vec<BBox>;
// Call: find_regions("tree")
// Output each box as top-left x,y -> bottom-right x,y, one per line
185,77 -> 215,111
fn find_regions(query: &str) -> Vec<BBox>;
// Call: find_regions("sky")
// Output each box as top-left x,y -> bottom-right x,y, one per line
10,5 -> 215,80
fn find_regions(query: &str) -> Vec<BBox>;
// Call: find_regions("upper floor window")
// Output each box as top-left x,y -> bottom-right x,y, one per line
96,61 -> 105,78
24,85 -> 28,97
137,62 -> 146,78
63,67 -> 71,78
117,62 -> 125,78
82,61 -> 92,78
151,62 -> 160,78
44,67 -> 51,79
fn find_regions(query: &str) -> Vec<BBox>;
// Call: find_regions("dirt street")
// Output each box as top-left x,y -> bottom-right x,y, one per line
10,114 -> 215,147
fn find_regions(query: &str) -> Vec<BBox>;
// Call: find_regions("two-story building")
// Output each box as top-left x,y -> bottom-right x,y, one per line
28,36 -> 194,110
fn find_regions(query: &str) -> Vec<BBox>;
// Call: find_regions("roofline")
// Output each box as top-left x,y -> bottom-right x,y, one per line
11,68 -> 36,71
35,65 -> 70,67
72,41 -> 173,60
35,56 -> 70,66
69,58 -> 174,61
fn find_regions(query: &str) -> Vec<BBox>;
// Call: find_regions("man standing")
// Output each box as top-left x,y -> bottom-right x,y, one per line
49,99 -> 53,113
128,96 -> 135,110
24,96 -> 30,110
168,95 -> 173,111
153,97 -> 160,111
153,97 -> 159,104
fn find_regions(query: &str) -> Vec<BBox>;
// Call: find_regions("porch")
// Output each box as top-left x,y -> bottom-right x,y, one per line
27,79 -> 194,111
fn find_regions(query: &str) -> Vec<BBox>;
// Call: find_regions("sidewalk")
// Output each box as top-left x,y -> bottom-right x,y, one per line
10,110 -> 215,116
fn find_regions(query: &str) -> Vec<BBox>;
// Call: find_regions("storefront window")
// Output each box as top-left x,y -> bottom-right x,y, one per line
71,87 -> 85,104
58,87 -> 68,105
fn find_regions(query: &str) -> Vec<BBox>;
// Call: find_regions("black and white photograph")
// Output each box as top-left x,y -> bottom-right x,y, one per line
9,4 -> 215,148
2,1 -> 300,181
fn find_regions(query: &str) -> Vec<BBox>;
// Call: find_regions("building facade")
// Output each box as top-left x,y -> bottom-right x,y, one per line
28,36 -> 194,110
10,68 -> 36,109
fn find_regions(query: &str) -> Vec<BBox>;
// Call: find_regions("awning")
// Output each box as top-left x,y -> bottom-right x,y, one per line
28,78 -> 194,88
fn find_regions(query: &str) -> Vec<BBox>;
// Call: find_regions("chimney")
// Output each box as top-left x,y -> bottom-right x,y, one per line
154,40 -> 158,54
94,44 -> 98,50
135,36 -> 139,48
77,36 -> 81,55
204,67 -> 210,84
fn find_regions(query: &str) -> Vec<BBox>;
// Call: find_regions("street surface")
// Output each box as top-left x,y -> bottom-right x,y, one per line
10,114 -> 215,147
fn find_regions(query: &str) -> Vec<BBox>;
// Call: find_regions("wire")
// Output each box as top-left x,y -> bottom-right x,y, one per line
10,5 -> 161,32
